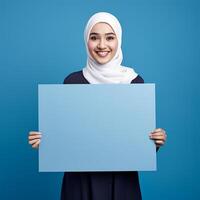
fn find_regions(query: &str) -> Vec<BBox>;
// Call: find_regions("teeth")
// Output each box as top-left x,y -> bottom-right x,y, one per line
96,51 -> 109,57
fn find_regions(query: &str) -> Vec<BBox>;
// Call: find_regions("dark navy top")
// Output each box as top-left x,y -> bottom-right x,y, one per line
61,70 -> 144,200
63,70 -> 144,84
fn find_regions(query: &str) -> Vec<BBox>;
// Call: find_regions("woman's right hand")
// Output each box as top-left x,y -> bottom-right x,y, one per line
28,131 -> 42,149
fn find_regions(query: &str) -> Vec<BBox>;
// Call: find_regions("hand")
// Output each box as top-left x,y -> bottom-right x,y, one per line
28,131 -> 42,149
149,128 -> 167,148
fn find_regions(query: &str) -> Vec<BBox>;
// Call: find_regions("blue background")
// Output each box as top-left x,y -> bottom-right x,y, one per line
0,0 -> 199,199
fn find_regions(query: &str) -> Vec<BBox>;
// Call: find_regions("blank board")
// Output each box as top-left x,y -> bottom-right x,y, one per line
38,84 -> 156,172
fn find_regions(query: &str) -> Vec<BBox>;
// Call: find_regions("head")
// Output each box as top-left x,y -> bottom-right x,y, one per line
84,12 -> 123,65
87,22 -> 118,64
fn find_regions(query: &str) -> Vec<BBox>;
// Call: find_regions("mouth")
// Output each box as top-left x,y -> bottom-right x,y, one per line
95,51 -> 111,57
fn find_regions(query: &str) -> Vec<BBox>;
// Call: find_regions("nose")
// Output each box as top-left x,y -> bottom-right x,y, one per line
97,38 -> 106,49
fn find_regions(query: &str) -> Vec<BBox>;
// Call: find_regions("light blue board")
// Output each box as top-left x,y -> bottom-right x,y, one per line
38,84 -> 156,172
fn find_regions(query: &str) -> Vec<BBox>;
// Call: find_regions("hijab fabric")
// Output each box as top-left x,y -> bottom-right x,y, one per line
82,12 -> 138,84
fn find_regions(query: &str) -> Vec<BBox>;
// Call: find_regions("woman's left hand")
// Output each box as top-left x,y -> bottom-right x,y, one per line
149,128 -> 167,148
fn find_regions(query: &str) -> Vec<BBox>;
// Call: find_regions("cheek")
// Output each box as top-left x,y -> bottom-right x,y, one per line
110,40 -> 118,54
87,41 -> 96,53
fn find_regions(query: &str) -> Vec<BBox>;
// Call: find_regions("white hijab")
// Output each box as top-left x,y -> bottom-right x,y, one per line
82,12 -> 138,84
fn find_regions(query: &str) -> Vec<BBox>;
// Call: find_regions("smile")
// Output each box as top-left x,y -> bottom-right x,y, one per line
96,51 -> 110,57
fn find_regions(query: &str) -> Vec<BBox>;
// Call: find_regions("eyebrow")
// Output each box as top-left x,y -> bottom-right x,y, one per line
89,32 -> 116,36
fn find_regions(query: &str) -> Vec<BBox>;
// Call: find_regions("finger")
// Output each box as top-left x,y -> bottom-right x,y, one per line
151,131 -> 166,136
152,128 -> 166,134
150,134 -> 167,142
28,134 -> 42,140
150,132 -> 167,138
149,133 -> 167,138
150,135 -> 166,140
29,131 -> 42,135
29,139 -> 40,145
154,140 -> 165,145
32,140 -> 40,148
150,132 -> 165,137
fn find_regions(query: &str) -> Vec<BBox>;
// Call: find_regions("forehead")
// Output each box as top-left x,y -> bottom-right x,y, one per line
90,22 -> 115,34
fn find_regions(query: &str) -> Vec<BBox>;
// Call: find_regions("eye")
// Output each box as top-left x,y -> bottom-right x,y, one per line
90,36 -> 97,41
106,36 -> 115,41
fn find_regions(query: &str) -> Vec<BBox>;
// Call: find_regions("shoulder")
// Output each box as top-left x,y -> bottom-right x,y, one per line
131,75 -> 144,84
63,70 -> 89,84
63,71 -> 82,83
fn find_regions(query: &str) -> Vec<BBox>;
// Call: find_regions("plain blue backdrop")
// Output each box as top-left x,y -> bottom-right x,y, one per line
0,0 -> 199,199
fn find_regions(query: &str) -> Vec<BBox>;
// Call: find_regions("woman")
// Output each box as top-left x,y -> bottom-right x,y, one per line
28,12 -> 167,200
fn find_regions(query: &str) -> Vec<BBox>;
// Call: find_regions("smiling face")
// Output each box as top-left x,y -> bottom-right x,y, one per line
87,22 -> 118,64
